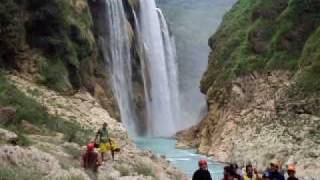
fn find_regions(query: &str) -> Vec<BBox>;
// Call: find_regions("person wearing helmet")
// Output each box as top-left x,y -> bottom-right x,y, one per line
268,160 -> 285,180
192,159 -> 212,180
287,164 -> 298,180
82,143 -> 101,172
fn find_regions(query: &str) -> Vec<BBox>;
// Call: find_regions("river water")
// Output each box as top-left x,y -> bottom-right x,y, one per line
135,137 -> 224,179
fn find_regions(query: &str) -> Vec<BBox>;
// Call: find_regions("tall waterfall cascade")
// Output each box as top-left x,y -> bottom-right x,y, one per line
100,0 -> 138,134
138,0 -> 181,136
102,0 -> 181,137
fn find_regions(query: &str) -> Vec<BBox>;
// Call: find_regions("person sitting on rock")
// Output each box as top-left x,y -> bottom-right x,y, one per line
192,159 -> 212,180
243,164 -> 260,180
286,164 -> 298,180
82,143 -> 101,172
95,122 -> 114,161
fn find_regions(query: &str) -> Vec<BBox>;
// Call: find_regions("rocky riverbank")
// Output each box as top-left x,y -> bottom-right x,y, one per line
0,75 -> 186,180
177,71 -> 320,178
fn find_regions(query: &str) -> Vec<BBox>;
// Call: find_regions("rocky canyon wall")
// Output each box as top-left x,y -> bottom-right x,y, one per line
0,0 -> 148,124
177,0 -> 320,178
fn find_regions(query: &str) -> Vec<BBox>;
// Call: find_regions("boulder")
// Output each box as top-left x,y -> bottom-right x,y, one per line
0,107 -> 16,124
0,128 -> 18,144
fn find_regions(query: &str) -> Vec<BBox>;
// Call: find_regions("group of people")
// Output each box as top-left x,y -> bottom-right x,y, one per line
82,123 -> 120,172
193,160 -> 299,180
83,123 -> 300,180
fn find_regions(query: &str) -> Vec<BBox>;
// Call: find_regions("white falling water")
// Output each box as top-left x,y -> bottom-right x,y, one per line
137,0 -> 181,136
100,0 -> 138,135
156,8 -> 181,132
99,0 -> 181,137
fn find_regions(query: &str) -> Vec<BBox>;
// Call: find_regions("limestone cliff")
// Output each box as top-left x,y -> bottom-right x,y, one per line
0,0 -> 150,127
0,0 -> 124,119
177,0 -> 320,178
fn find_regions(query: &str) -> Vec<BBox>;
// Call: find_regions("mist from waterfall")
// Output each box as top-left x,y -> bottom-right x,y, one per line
100,0 -> 138,134
157,0 -> 237,130
137,0 -> 181,136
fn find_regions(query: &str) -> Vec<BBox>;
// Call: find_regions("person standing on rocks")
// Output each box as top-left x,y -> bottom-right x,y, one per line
95,122 -> 114,161
82,143 -> 101,172
192,159 -> 212,180
286,164 -> 298,180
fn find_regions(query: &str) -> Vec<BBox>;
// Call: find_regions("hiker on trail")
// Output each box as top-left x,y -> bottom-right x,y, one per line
286,164 -> 298,180
95,122 -> 114,161
82,143 -> 101,172
192,159 -> 212,180
243,164 -> 260,180
268,160 -> 285,180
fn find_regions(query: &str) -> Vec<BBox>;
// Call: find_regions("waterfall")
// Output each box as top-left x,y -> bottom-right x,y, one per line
137,0 -> 180,136
98,0 -> 180,137
156,8 -> 181,132
100,0 -> 138,134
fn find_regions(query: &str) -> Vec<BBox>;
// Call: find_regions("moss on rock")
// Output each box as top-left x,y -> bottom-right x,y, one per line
202,0 -> 320,95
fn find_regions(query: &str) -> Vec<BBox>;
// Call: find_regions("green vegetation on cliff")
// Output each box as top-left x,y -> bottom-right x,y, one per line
0,73 -> 92,145
27,0 -> 95,91
0,0 -> 120,120
201,0 -> 320,94
0,0 -> 100,92
0,0 -> 25,69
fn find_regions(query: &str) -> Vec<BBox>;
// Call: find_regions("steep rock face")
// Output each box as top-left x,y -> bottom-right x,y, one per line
0,0 -> 148,122
178,0 -> 320,178
0,0 -> 121,119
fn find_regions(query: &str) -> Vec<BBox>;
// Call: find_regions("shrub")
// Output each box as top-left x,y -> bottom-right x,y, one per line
38,57 -> 71,92
134,162 -> 155,177
0,73 -> 93,145
0,166 -> 42,180
114,164 -> 131,176
295,26 -> 320,92
295,65 -> 320,92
